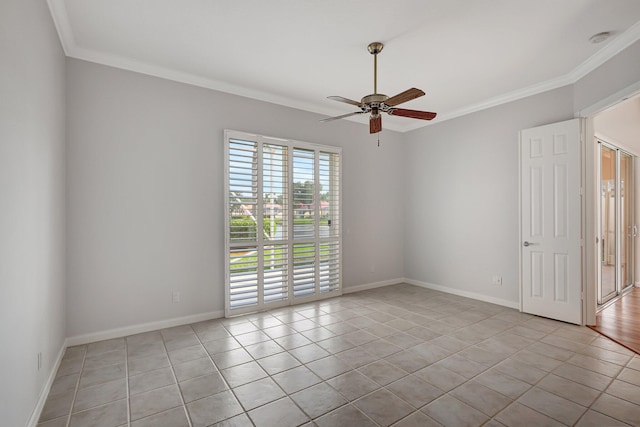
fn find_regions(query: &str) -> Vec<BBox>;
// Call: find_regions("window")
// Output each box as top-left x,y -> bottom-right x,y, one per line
225,130 -> 341,316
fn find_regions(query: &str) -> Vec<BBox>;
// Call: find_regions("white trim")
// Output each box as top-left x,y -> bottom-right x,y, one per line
584,117 -> 598,326
66,47 -> 387,129
25,276 -> 520,425
406,75 -> 575,131
341,277 -> 521,309
577,81 -> 640,118
47,0 -> 640,132
66,310 -> 224,347
27,310 -> 223,424
518,129 -> 524,313
26,343 -> 66,427
568,20 -> 640,83
404,278 -> 520,309
581,118 -> 588,326
342,278 -> 404,294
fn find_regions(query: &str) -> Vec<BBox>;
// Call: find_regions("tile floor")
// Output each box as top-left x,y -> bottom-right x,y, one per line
38,284 -> 640,427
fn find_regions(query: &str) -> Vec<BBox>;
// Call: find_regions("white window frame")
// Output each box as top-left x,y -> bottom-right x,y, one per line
224,130 -> 342,317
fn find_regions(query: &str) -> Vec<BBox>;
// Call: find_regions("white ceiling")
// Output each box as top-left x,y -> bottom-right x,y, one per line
48,0 -> 640,132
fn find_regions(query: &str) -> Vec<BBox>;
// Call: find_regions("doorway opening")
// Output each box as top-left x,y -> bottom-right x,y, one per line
587,93 -> 640,352
596,141 -> 636,307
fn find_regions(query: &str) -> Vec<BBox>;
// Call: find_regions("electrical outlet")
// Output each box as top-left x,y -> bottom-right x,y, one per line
172,291 -> 181,303
37,352 -> 42,371
492,275 -> 502,286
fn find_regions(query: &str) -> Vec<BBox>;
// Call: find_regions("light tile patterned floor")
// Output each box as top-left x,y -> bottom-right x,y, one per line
38,284 -> 640,427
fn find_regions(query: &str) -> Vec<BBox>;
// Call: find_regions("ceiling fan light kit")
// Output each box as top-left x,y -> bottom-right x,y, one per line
322,42 -> 437,134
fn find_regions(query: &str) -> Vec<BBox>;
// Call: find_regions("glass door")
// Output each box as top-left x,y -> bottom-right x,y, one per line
599,145 -> 617,304
598,142 -> 635,306
621,152 -> 635,291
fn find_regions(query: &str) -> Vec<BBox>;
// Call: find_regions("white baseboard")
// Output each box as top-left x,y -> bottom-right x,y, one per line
404,278 -> 520,309
342,278 -> 405,294
28,310 -> 224,425
66,310 -> 224,347
28,279 -> 516,424
26,342 -> 66,427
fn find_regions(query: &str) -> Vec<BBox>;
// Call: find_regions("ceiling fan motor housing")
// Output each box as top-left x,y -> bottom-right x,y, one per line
361,93 -> 388,110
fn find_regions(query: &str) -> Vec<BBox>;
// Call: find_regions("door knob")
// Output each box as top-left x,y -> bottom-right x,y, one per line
523,241 -> 534,247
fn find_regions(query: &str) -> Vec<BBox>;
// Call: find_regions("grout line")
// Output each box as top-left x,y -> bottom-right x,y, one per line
39,286 -> 640,427
249,320 -> 370,424
64,346 -> 87,427
494,327 -> 630,425
220,305 -> 373,422
242,301 -> 426,423
192,322 -> 257,426
158,333 -> 194,427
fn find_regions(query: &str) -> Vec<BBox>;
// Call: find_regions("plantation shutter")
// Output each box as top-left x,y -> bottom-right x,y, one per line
225,131 -> 341,316
292,148 -> 316,298
262,143 -> 289,304
227,139 -> 259,309
319,152 -> 340,293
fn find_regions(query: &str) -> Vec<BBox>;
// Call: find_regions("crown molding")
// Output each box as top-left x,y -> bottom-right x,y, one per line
576,80 -> 640,118
401,73 -> 575,132
46,0 -> 73,55
567,20 -> 640,83
404,24 -> 640,131
47,0 -> 640,132
68,46 -> 411,133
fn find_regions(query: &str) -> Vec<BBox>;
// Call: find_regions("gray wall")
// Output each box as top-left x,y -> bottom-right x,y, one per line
574,40 -> 640,113
66,59 -> 406,337
0,1 -> 67,425
402,86 -> 575,304
66,38 -> 640,337
402,39 -> 640,307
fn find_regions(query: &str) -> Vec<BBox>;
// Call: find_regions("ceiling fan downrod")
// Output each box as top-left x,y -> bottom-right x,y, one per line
368,42 -> 383,94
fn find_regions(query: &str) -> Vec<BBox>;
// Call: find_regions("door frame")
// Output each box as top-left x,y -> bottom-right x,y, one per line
578,82 -> 640,325
595,140 -> 637,306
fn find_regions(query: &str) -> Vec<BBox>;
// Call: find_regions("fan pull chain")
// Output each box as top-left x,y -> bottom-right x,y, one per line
377,134 -> 380,147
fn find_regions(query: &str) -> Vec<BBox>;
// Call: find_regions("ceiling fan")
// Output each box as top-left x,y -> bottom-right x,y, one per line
322,42 -> 437,134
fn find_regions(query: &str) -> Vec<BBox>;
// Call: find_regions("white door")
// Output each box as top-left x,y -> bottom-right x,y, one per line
520,119 -> 582,324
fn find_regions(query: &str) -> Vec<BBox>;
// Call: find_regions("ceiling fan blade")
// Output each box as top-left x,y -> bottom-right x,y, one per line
384,88 -> 425,107
388,108 -> 437,120
320,111 -> 364,122
370,115 -> 382,134
327,96 -> 362,107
